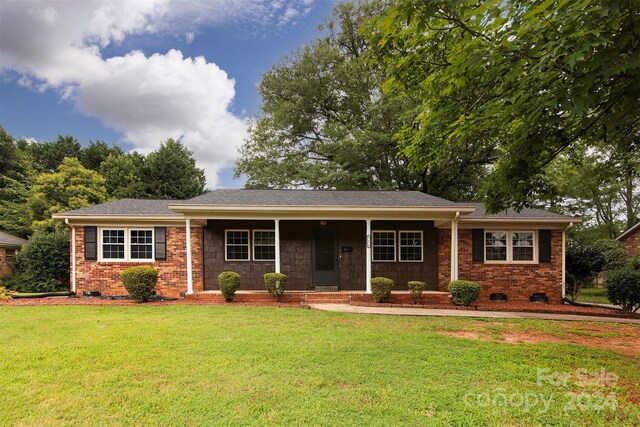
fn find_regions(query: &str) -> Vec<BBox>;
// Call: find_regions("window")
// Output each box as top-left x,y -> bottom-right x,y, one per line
399,231 -> 423,262
253,230 -> 275,261
130,229 -> 153,260
485,231 -> 536,262
226,230 -> 249,261
512,231 -> 534,261
102,229 -> 125,260
372,231 -> 396,262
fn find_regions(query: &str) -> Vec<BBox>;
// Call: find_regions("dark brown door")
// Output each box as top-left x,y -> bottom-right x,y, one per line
312,228 -> 338,286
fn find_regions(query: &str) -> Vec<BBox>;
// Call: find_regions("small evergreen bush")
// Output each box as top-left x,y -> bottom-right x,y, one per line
371,277 -> 394,303
448,280 -> 481,306
218,271 -> 241,302
407,281 -> 426,304
264,272 -> 288,301
120,266 -> 158,303
605,268 -> 640,313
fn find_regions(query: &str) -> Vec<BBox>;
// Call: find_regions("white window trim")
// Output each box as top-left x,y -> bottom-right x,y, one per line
225,229 -> 250,261
252,229 -> 276,261
484,230 -> 537,264
372,230 -> 396,262
399,230 -> 424,262
98,227 -> 155,262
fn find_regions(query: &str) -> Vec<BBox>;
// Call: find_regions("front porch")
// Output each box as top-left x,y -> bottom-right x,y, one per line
186,290 -> 453,305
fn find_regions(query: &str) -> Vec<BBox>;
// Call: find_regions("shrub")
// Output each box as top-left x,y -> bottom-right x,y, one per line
218,271 -> 241,302
407,281 -> 426,304
120,266 -> 158,303
605,268 -> 640,313
448,280 -> 481,306
0,287 -> 12,300
371,277 -> 394,303
3,229 -> 69,293
264,272 -> 288,301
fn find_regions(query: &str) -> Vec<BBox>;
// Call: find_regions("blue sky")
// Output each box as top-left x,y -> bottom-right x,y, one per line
0,0 -> 336,188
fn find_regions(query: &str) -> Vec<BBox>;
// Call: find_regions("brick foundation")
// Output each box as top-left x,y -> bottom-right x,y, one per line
74,226 -> 203,298
438,229 -> 564,304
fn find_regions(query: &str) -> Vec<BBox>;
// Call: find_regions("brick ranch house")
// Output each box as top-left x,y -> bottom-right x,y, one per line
616,221 -> 640,256
53,190 -> 580,304
0,231 -> 27,279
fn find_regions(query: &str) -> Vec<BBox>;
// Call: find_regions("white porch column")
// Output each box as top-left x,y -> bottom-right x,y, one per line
450,212 -> 460,282
71,225 -> 76,293
274,219 -> 281,273
186,218 -> 193,295
365,219 -> 372,293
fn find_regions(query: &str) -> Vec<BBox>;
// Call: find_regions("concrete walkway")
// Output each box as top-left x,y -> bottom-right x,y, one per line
308,304 -> 640,324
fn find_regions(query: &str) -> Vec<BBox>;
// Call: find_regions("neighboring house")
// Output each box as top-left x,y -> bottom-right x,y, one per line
52,190 -> 580,304
616,221 -> 640,256
0,231 -> 27,278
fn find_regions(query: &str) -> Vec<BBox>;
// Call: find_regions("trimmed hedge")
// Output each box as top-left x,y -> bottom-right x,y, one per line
120,266 -> 158,303
605,268 -> 640,313
448,280 -> 481,306
407,281 -> 426,304
371,277 -> 394,303
264,272 -> 288,301
218,271 -> 241,302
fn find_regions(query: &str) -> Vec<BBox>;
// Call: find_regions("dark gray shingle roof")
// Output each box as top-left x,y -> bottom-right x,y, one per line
58,199 -> 179,216
184,189 -> 462,207
464,203 -> 574,219
0,231 -> 27,247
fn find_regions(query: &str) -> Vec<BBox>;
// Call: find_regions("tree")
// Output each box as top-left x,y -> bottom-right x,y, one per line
80,141 -> 123,171
368,0 -> 640,212
144,138 -> 206,199
26,135 -> 82,172
0,126 -> 32,237
235,0 -> 494,199
99,152 -> 147,199
28,157 -> 107,230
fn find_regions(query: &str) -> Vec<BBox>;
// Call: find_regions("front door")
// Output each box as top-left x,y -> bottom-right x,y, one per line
312,228 -> 338,286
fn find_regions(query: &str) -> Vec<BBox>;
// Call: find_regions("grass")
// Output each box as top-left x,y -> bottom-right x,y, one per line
1,306 -> 639,426
576,287 -> 612,305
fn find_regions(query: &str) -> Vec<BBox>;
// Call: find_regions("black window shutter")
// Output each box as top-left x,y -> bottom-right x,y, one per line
84,226 -> 97,260
539,229 -> 552,263
155,227 -> 167,261
472,229 -> 484,262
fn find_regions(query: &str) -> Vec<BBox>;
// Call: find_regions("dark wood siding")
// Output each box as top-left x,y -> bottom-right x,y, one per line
203,219 -> 438,291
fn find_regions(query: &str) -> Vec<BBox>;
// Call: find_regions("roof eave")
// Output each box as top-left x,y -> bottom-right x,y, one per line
168,204 -> 477,214
460,217 -> 582,223
616,222 -> 640,240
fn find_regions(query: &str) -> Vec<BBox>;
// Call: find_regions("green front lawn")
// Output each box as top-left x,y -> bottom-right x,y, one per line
576,287 -> 612,305
1,306 -> 638,426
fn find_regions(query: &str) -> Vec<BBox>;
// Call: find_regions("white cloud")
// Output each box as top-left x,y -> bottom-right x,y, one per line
0,0 -> 317,188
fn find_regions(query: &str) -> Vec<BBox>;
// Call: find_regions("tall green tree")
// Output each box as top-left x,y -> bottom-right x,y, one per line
26,135 -> 82,173
235,0 -> 494,199
144,138 -> 206,199
100,152 -> 147,199
28,157 -> 107,231
368,0 -> 640,212
80,141 -> 123,171
0,126 -> 32,237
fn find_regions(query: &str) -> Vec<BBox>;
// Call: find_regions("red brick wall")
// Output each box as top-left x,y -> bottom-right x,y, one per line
74,226 -> 203,298
438,229 -> 564,304
620,228 -> 640,256
0,247 -> 17,279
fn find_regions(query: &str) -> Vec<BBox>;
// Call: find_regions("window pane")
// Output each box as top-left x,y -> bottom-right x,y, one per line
254,231 -> 275,245
254,246 -> 275,261
226,230 -> 249,260
485,232 -> 507,261
512,232 -> 534,261
372,231 -> 395,261
102,230 -> 125,259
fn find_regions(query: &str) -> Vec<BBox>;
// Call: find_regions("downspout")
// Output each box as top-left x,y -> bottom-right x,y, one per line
451,212 -> 460,282
561,222 -> 573,299
65,219 -> 76,294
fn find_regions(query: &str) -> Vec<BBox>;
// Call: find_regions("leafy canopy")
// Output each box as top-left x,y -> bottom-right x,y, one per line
368,0 -> 640,212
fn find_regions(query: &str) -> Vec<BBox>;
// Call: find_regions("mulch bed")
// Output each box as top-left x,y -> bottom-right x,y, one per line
0,297 -> 301,308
